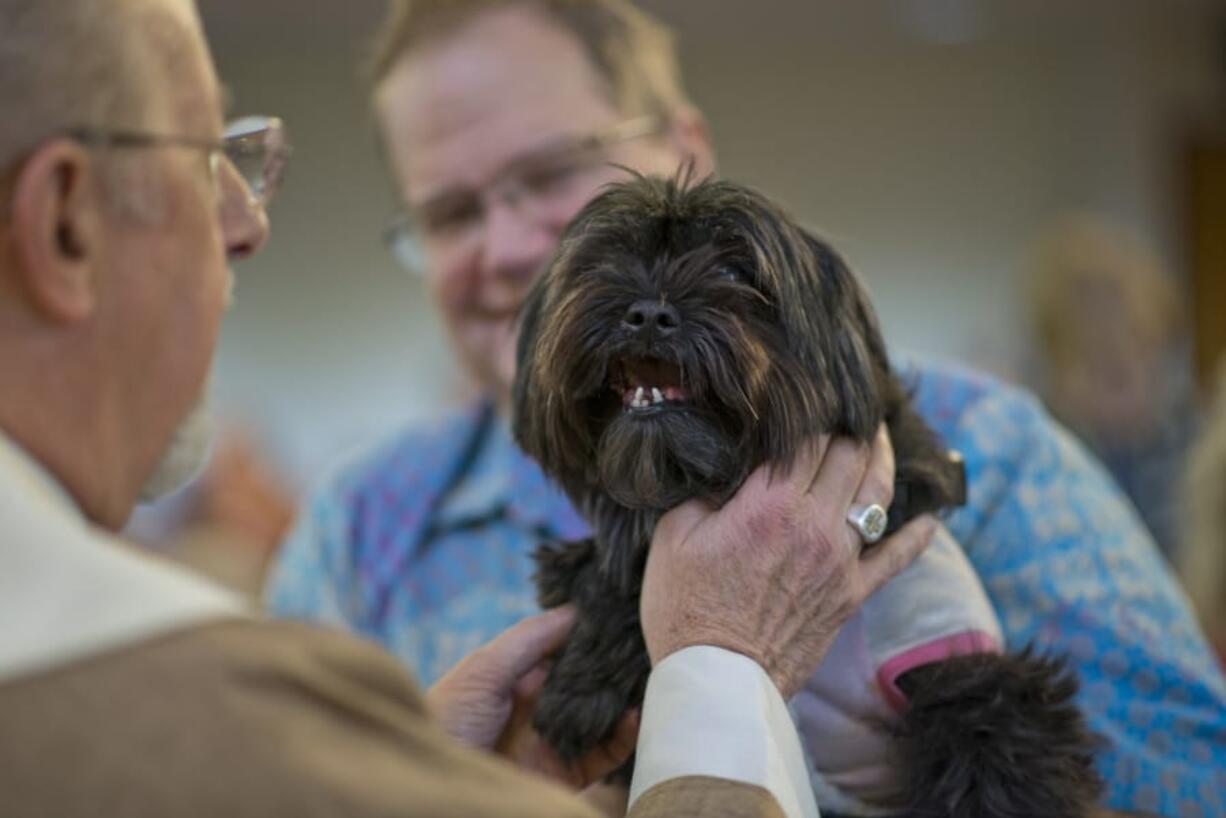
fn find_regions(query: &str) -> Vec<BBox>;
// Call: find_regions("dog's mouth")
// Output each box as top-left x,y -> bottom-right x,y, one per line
609,356 -> 690,411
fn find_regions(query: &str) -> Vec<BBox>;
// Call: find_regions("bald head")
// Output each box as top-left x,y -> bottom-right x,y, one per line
0,0 -> 204,180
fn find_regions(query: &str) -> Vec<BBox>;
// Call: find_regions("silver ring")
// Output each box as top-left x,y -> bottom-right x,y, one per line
847,503 -> 888,545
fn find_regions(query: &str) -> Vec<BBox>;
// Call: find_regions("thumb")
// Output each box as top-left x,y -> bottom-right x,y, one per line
474,605 -> 577,682
654,499 -> 710,551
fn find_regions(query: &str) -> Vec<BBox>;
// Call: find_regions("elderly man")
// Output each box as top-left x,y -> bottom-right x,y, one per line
0,1 -> 939,816
265,2 -> 1226,816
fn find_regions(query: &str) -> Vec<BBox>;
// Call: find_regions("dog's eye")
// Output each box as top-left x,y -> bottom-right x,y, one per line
716,264 -> 745,284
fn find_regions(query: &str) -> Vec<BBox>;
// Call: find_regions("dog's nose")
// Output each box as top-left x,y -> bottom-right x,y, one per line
624,300 -> 680,338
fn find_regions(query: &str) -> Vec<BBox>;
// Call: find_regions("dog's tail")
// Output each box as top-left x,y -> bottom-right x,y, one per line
893,649 -> 1104,818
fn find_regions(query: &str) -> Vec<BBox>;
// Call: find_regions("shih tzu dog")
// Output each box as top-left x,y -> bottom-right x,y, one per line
511,174 -> 1102,817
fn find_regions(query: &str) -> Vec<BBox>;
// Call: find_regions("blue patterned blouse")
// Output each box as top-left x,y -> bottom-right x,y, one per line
265,362 -> 1226,817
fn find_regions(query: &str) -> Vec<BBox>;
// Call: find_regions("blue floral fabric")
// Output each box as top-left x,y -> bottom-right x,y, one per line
265,362 -> 1226,817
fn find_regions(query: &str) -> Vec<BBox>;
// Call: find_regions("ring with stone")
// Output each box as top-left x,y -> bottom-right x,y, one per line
846,503 -> 888,545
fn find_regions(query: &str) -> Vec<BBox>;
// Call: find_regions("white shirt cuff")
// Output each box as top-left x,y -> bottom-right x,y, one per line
628,646 -> 820,818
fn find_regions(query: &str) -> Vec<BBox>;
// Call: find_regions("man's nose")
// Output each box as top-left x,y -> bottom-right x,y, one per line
219,159 -> 269,260
623,299 -> 680,341
477,199 -> 554,287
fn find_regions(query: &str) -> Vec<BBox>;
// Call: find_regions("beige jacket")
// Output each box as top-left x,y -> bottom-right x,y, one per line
0,619 -> 782,818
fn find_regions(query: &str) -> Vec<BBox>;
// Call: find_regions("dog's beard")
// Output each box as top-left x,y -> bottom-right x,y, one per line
139,390 -> 215,502
595,404 -> 737,510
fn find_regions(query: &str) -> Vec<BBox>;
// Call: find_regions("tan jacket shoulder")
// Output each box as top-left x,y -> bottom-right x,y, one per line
0,619 -> 589,818
0,619 -> 783,818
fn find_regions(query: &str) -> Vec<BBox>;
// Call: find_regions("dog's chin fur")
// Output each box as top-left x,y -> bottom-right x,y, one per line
596,406 -> 739,511
512,173 -> 1102,814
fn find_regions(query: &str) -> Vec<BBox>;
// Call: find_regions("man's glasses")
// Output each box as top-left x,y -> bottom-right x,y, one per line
67,115 -> 291,208
385,116 -> 662,275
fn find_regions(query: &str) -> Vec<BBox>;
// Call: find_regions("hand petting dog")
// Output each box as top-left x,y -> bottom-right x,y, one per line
427,605 -> 639,790
643,429 -> 935,699
428,429 -> 936,792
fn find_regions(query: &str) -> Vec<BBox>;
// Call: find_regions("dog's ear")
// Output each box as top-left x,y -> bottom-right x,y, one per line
511,278 -> 548,462
795,230 -> 891,442
798,230 -> 965,523
883,377 -> 969,527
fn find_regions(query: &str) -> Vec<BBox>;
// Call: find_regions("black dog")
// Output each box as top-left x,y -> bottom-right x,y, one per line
512,175 -> 1102,817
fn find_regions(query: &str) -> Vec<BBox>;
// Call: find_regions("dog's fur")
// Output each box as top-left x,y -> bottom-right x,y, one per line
512,175 -> 1102,816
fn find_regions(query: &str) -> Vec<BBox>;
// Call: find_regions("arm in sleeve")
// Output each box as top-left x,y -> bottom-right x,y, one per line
628,647 -> 819,818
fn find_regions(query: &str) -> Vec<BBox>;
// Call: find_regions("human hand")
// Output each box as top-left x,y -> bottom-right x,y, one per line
640,426 -> 938,697
426,606 -> 639,789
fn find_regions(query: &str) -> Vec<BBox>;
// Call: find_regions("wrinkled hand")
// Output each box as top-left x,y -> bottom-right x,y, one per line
426,606 -> 639,789
641,427 -> 937,697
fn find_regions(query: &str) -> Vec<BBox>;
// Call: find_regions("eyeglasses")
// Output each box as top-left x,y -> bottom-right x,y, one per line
67,115 -> 291,208
385,116 -> 662,275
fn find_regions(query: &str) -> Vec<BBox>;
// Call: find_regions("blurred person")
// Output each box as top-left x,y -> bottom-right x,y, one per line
126,426 -> 297,596
0,1 -> 939,816
264,1 -> 1226,815
1180,360 -> 1226,664
1027,214 -> 1199,558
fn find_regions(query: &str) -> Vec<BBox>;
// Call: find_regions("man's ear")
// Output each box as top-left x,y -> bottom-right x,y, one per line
9,139 -> 105,323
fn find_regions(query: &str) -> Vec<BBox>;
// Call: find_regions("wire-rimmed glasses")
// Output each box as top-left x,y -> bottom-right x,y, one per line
67,115 -> 292,208
385,115 -> 662,276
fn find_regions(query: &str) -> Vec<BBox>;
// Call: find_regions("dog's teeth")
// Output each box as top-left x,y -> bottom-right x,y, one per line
634,387 -> 645,405
651,388 -> 664,404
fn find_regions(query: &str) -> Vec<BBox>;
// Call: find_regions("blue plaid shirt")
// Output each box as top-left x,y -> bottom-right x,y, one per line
266,362 -> 1226,817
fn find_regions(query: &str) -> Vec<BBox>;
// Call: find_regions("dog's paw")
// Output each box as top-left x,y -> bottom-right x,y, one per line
895,650 -> 1104,818
533,679 -> 630,762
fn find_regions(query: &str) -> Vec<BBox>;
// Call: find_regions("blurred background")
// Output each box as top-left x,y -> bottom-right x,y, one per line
126,0 -> 1225,642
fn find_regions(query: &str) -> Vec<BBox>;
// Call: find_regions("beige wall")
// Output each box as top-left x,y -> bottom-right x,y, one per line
197,0 -> 1225,484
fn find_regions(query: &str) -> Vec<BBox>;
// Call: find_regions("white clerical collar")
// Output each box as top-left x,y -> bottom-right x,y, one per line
0,430 -> 247,683
0,428 -> 79,521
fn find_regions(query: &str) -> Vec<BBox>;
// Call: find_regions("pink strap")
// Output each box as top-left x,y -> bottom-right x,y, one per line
876,630 -> 1002,713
